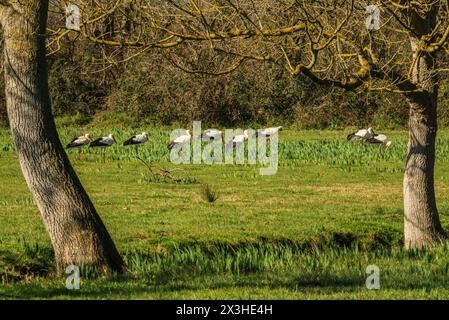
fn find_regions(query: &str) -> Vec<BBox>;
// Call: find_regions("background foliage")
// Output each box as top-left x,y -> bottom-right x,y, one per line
0,46 -> 416,129
0,2 -> 448,129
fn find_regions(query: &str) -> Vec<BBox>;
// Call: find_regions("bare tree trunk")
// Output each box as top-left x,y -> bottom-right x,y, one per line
0,1 -> 124,273
404,93 -> 446,248
404,28 -> 446,248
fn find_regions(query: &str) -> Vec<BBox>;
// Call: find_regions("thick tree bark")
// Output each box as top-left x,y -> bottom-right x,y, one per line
403,19 -> 447,248
404,92 -> 446,248
0,1 -> 125,273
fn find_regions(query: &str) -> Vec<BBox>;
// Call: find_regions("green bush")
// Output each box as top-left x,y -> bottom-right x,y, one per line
0,39 -> 448,130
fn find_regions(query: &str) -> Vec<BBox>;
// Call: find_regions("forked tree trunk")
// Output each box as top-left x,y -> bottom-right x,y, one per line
403,32 -> 447,248
0,1 -> 124,273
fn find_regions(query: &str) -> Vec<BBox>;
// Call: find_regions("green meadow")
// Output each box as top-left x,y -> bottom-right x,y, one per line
1,126 -> 449,299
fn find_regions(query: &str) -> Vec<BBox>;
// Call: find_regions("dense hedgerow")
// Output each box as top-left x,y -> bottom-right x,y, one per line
1,41 -> 449,129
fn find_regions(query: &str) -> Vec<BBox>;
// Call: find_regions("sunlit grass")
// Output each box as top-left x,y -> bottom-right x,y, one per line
1,127 -> 449,299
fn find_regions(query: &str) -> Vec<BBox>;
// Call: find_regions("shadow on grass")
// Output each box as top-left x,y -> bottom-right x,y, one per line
1,274 -> 367,299
4,234 -> 448,299
4,272 -> 449,299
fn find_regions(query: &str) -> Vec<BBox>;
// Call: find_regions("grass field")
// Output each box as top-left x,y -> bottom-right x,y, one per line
1,126 -> 449,299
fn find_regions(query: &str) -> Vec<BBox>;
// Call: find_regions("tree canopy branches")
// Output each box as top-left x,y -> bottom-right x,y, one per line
43,0 -> 449,94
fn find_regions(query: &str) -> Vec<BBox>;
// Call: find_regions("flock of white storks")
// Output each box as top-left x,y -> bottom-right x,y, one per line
66,126 -> 391,160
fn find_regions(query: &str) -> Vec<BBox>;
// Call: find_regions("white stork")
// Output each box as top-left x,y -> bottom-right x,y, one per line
200,129 -> 222,140
367,134 -> 392,149
347,127 -> 375,141
124,132 -> 148,154
168,130 -> 191,150
89,134 -> 116,162
124,132 -> 148,146
66,133 -> 92,160
226,130 -> 249,150
257,126 -> 283,138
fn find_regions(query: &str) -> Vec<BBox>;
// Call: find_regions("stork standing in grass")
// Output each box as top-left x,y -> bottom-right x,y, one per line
168,130 -> 191,150
89,134 -> 116,162
124,132 -> 148,155
367,134 -> 392,149
200,129 -> 222,141
256,126 -> 283,138
226,130 -> 249,150
347,127 -> 375,141
66,133 -> 92,160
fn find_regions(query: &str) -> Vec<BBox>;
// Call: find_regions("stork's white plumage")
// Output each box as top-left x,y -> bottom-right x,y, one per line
233,130 -> 249,143
89,134 -> 116,162
226,130 -> 249,150
168,130 -> 191,150
257,126 -> 283,137
66,133 -> 92,160
367,134 -> 392,148
89,134 -> 116,148
66,133 -> 92,149
201,129 -> 222,140
347,127 -> 375,141
124,132 -> 148,146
